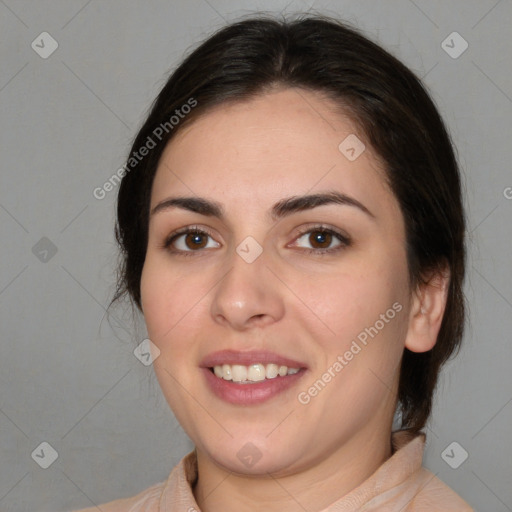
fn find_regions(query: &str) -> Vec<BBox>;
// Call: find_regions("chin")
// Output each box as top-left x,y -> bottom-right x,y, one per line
213,445 -> 299,476
196,429 -> 310,477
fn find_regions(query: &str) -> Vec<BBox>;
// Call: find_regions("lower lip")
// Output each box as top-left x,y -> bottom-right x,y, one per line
202,367 -> 306,405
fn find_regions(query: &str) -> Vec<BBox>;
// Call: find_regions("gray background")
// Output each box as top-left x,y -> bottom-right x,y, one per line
1,1 -> 511,511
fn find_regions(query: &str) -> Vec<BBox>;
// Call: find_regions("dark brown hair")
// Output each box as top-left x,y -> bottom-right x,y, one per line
113,14 -> 466,434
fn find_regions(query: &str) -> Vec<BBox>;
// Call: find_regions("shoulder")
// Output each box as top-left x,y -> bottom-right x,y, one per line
407,468 -> 474,511
70,480 -> 166,512
69,451 -> 198,512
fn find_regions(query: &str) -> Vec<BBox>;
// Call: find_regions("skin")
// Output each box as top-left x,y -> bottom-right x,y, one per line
140,87 -> 449,512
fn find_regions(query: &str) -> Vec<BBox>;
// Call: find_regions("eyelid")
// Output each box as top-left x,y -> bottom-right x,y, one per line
289,223 -> 350,240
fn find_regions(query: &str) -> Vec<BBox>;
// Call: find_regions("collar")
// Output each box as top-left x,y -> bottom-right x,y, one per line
158,430 -> 426,511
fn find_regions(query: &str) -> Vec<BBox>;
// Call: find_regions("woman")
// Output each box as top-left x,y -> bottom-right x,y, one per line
74,13 -> 472,511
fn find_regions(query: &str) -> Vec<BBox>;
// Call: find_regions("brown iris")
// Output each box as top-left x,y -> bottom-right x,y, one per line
185,232 -> 208,250
308,230 -> 332,249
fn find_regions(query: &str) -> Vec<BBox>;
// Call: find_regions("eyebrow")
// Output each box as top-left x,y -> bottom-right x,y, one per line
150,191 -> 375,221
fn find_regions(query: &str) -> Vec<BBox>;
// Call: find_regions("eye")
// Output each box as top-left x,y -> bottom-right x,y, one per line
291,226 -> 350,255
163,224 -> 350,257
164,227 -> 220,254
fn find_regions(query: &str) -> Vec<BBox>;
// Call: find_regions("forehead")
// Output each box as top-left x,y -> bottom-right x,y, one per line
151,88 -> 396,220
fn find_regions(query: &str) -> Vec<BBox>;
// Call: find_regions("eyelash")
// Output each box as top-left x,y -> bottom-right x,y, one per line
162,224 -> 351,257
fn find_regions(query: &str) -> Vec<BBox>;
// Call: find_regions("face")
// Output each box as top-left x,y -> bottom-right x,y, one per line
140,87 -> 413,476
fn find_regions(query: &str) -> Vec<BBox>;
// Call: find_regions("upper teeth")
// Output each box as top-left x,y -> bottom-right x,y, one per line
213,363 -> 300,382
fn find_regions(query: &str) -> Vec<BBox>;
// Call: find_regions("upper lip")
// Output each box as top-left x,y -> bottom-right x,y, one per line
200,349 -> 307,369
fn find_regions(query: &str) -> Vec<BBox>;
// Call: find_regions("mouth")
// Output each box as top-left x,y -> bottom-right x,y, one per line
201,350 -> 307,405
210,363 -> 300,383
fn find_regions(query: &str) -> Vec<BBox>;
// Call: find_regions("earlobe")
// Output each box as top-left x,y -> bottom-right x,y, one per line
404,266 -> 450,353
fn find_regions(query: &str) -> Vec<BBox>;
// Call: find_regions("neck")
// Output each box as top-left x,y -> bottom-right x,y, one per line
193,420 -> 394,512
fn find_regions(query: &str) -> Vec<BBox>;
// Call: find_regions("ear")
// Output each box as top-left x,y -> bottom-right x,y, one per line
404,264 -> 450,353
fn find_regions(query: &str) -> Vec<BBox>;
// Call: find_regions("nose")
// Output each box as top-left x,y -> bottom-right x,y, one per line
210,245 -> 285,331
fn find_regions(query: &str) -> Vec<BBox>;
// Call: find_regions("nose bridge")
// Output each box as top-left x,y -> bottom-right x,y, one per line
210,239 -> 284,329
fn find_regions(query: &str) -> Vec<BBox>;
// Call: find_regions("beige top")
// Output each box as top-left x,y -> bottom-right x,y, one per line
72,430 -> 473,511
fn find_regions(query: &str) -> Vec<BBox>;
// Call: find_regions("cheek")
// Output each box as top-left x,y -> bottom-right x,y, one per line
140,256 -> 183,344
140,255 -> 211,351
140,260 -> 165,332
294,255 -> 409,385
296,263 -> 406,338
297,271 -> 408,410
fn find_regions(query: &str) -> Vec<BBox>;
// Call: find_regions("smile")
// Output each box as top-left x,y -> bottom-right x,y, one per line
211,363 -> 300,383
